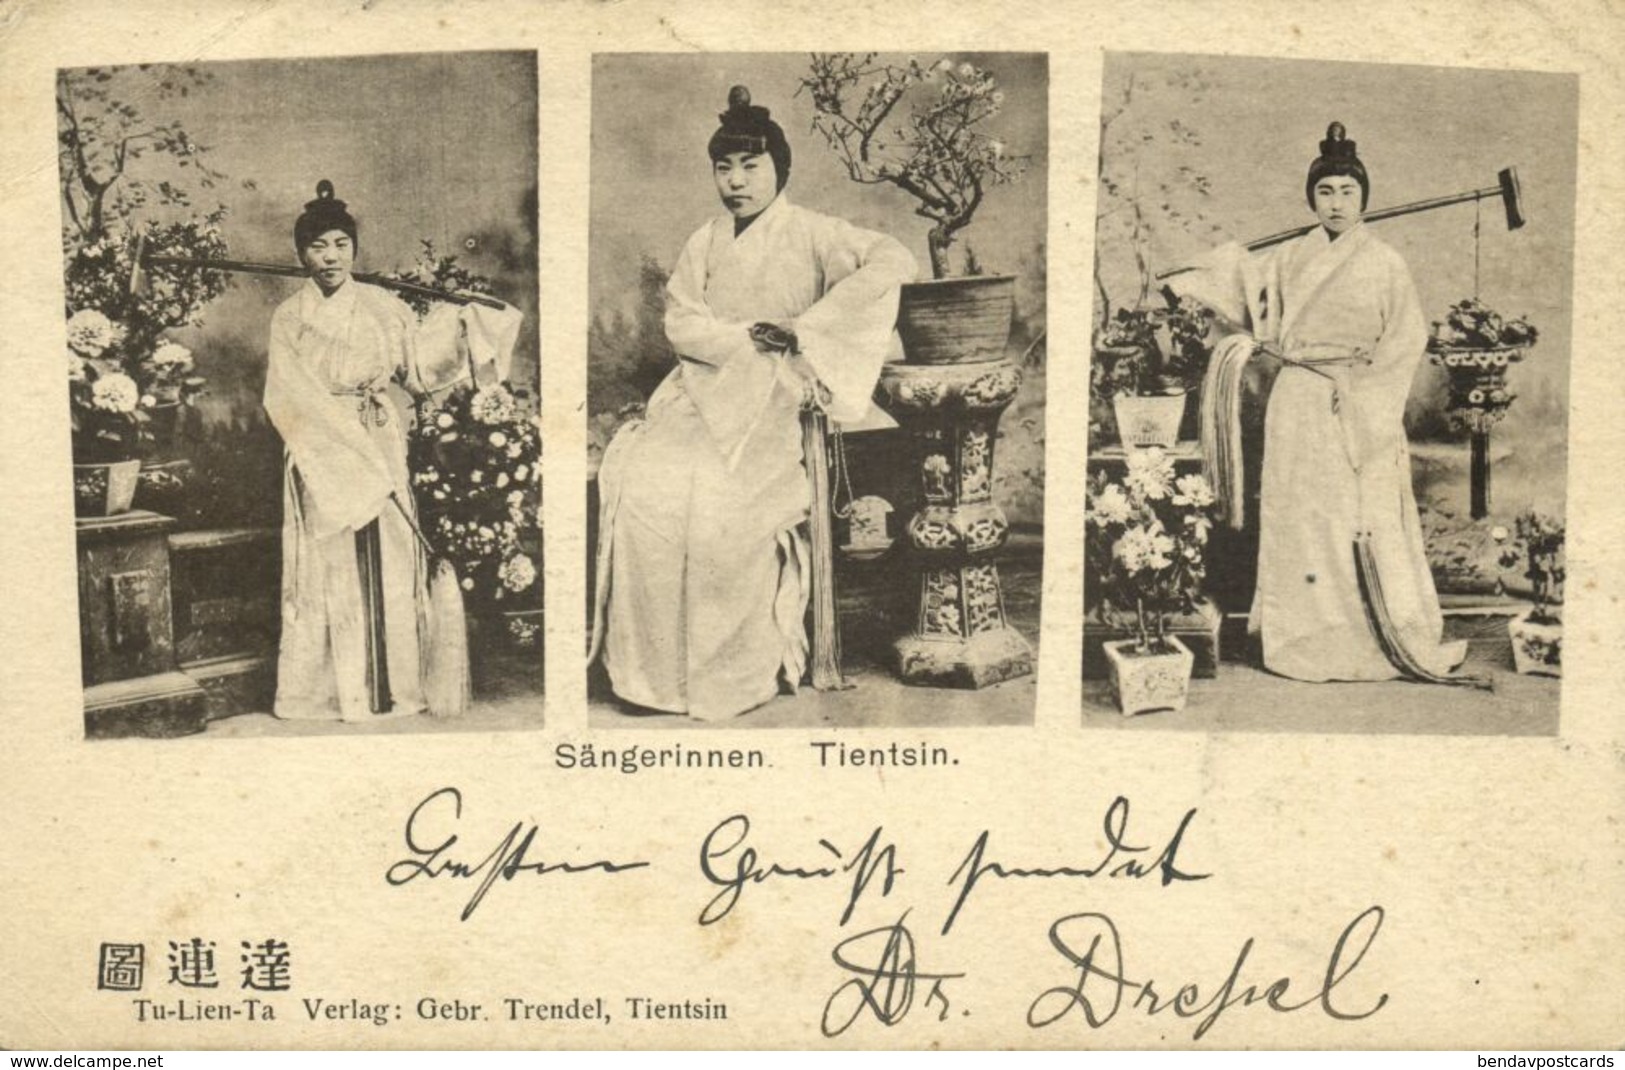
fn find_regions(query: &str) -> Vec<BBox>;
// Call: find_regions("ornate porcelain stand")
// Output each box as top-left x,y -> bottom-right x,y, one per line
875,359 -> 1034,687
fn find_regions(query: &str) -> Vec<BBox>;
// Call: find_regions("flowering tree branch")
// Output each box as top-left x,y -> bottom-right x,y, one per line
799,52 -> 1024,278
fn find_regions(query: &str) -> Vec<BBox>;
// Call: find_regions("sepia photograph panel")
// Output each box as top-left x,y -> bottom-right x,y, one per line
1083,53 -> 1575,734
61,51 -> 543,740
586,51 -> 1048,729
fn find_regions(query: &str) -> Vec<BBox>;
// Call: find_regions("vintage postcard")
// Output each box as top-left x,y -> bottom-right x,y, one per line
0,0 -> 1620,1052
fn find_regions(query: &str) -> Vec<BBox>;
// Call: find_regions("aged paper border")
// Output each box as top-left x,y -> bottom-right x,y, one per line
1,0 -> 1621,1050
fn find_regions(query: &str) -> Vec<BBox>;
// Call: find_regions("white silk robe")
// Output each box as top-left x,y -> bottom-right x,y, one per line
264,280 -> 499,721
1185,225 -> 1465,681
592,195 -> 916,719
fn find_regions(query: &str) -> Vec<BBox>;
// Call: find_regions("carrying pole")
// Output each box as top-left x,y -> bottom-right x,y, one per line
1157,167 -> 1524,280
129,238 -> 508,310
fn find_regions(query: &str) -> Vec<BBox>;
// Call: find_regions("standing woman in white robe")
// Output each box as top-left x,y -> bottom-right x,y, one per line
1187,124 -> 1469,684
264,181 -> 430,722
591,87 -> 917,720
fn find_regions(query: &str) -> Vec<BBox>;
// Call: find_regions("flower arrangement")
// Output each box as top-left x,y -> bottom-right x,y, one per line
410,383 -> 541,620
63,218 -> 225,462
1428,298 -> 1538,352
1496,511 -> 1564,625
799,53 -> 1024,279
1085,448 -> 1217,651
1090,295 -> 1214,400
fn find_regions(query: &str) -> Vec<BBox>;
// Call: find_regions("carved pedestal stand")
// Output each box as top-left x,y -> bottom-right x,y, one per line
77,510 -> 209,738
875,360 -> 1034,688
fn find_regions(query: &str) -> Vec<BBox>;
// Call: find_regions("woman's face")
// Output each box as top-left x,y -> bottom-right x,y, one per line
713,151 -> 778,220
300,229 -> 355,293
1313,175 -> 1364,236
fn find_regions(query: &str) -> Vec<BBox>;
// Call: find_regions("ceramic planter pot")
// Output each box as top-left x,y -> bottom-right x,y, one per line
1508,607 -> 1561,677
896,275 -> 1016,365
1103,634 -> 1194,716
72,459 -> 142,518
1112,393 -> 1187,449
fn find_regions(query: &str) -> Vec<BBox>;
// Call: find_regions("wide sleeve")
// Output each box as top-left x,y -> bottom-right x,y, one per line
262,304 -> 395,537
1350,248 -> 1429,468
663,224 -> 759,369
1167,240 -> 1284,344
791,218 -> 918,423
409,300 -> 526,397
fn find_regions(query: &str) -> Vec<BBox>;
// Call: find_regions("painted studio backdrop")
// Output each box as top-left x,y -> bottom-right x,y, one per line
1084,53 -> 1575,733
59,51 -> 541,738
587,52 -> 1048,729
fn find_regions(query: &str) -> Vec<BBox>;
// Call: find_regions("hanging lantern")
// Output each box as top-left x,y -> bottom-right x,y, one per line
1427,299 -> 1538,434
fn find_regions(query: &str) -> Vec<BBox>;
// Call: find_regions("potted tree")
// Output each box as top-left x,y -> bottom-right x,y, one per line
1085,448 -> 1217,714
1496,510 -> 1564,677
1092,296 -> 1213,448
800,53 -> 1025,365
1089,66 -> 1225,448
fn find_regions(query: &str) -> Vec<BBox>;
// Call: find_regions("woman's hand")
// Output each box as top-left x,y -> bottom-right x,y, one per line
749,321 -> 798,355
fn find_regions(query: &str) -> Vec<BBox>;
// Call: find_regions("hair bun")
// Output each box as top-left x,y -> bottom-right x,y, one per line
1318,122 -> 1358,159
304,179 -> 348,213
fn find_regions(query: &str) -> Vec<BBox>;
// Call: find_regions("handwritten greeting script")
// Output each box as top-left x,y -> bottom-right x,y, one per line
383,788 -> 1387,1040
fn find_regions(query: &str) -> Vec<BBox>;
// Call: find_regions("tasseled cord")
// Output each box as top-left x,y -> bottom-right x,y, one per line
801,393 -> 850,692
389,492 -> 471,717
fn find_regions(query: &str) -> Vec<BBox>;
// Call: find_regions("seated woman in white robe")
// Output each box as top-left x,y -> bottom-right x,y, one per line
1178,124 -> 1471,685
590,87 -> 917,720
263,182 -> 510,721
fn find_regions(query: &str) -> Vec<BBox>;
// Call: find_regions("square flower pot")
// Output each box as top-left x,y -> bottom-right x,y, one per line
1103,634 -> 1194,716
1508,607 -> 1561,677
1112,393 -> 1186,448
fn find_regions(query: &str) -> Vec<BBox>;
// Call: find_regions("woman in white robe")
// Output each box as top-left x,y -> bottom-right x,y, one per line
590,87 -> 917,720
1184,124 -> 1467,683
264,182 -> 434,722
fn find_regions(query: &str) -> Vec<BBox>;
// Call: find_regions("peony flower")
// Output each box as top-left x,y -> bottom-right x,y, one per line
66,309 -> 123,357
1124,447 -> 1175,501
68,354 -> 88,382
1172,473 -> 1216,509
1114,523 -> 1174,574
140,394 -> 157,408
469,384 -> 517,425
1184,513 -> 1213,543
507,443 -> 522,459
514,464 -> 530,483
489,431 -> 508,448
150,341 -> 193,371
1089,483 -> 1133,526
499,552 -> 536,593
436,412 -> 455,429
496,472 -> 510,488
91,372 -> 140,413
958,62 -> 975,77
